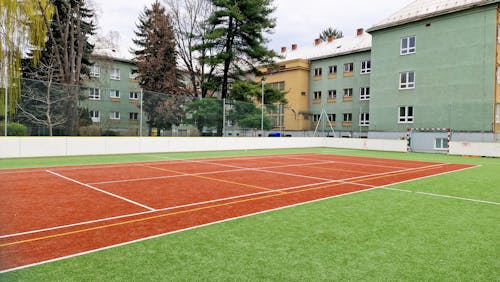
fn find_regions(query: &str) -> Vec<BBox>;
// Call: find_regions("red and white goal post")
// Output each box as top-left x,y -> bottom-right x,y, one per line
406,128 -> 452,153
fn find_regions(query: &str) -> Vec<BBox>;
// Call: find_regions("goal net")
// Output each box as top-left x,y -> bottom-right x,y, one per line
406,128 -> 451,153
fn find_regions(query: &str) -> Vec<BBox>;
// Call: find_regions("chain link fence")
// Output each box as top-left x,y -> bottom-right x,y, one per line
1,78 -> 283,137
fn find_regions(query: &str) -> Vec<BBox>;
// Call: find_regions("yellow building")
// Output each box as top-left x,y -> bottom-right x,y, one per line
256,58 -> 311,131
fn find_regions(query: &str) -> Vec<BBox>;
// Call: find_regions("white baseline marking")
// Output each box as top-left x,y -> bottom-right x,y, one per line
46,170 -> 156,211
0,163 -> 484,273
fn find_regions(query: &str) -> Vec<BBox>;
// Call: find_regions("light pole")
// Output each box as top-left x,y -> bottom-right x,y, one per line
261,76 -> 265,137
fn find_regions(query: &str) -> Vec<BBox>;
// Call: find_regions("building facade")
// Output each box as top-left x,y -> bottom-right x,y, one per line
256,58 -> 311,132
368,0 -> 500,145
82,54 -> 148,135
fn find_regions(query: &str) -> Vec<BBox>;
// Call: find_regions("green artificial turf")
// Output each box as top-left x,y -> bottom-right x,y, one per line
1,148 -> 499,281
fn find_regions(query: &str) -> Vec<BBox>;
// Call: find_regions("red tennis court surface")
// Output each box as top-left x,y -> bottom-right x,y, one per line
0,153 -> 472,272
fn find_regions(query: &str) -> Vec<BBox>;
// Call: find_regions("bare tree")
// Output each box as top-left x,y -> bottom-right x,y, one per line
165,0 -> 219,97
18,59 -> 73,136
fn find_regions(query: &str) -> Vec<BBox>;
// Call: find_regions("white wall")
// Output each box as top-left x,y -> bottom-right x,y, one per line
18,136 -> 500,159
449,141 -> 500,157
0,137 -> 323,158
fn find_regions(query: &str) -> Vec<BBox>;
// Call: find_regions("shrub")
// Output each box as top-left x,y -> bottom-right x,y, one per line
0,122 -> 28,136
79,125 -> 101,136
102,129 -> 119,136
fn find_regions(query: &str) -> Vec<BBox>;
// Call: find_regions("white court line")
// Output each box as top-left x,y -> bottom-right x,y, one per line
0,163 -> 483,273
381,187 -> 412,193
89,160 -> 336,185
0,186 -> 381,274
0,153 -> 323,175
415,192 -> 500,206
2,159 -> 453,239
46,170 -> 156,211
1,161 -> 453,239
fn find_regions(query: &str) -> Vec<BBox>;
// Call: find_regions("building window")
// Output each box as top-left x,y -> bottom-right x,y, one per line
359,113 -> 369,126
434,138 -> 449,150
90,110 -> 100,123
343,63 -> 354,72
343,113 -> 352,122
313,114 -> 321,122
89,88 -> 100,100
343,88 -> 353,97
129,91 -> 139,100
313,91 -> 322,100
314,67 -> 322,77
110,68 -> 121,80
328,114 -> 336,122
398,106 -> 414,123
360,60 -> 371,74
360,87 -> 370,100
401,36 -> 416,55
328,65 -> 337,74
129,69 -> 138,79
90,65 -> 100,77
109,111 -> 120,120
129,112 -> 139,120
270,81 -> 285,92
110,89 -> 120,98
399,71 -> 415,89
328,90 -> 336,99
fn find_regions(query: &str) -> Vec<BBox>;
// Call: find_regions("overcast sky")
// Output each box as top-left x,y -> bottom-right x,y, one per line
93,0 -> 415,58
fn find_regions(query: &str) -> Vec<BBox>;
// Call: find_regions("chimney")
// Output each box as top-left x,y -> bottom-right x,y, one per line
281,46 -> 287,53
327,35 -> 334,43
314,38 -> 321,46
356,28 -> 364,36
291,44 -> 297,51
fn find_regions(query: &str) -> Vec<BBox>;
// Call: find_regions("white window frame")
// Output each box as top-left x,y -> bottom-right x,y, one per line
343,88 -> 353,97
343,113 -> 352,122
401,36 -> 416,55
328,65 -> 337,75
90,110 -> 100,123
313,114 -> 321,122
110,89 -> 120,99
129,112 -> 139,120
90,65 -> 100,77
129,70 -> 138,79
314,67 -> 322,76
343,63 -> 354,72
399,71 -> 415,89
110,68 -> 121,80
89,88 -> 100,100
359,113 -> 369,126
360,87 -> 370,100
360,60 -> 371,74
129,91 -> 139,100
328,90 -> 336,99
327,114 -> 336,122
109,112 -> 120,120
313,91 -> 322,100
434,138 -> 449,150
398,106 -> 414,123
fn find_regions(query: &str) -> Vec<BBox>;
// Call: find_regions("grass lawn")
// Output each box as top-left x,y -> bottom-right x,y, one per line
1,148 -> 498,281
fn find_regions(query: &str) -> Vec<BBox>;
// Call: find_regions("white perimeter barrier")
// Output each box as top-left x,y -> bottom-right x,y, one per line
449,141 -> 500,157
0,137 -> 408,158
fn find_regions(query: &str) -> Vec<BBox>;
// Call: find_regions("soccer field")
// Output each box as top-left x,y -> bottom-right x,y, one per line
0,148 -> 498,281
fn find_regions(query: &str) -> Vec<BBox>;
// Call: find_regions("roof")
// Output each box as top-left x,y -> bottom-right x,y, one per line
368,0 -> 499,32
277,32 -> 372,62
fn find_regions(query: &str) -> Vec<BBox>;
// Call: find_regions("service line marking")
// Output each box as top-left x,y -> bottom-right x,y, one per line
45,170 -> 156,211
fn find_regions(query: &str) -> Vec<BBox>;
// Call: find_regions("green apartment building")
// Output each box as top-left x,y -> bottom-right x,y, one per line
82,53 -> 148,135
308,29 -> 371,137
367,0 -> 500,148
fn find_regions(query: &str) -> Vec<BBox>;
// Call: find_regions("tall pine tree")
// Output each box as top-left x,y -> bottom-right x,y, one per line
25,0 -> 96,135
198,0 -> 277,99
133,1 -> 184,134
